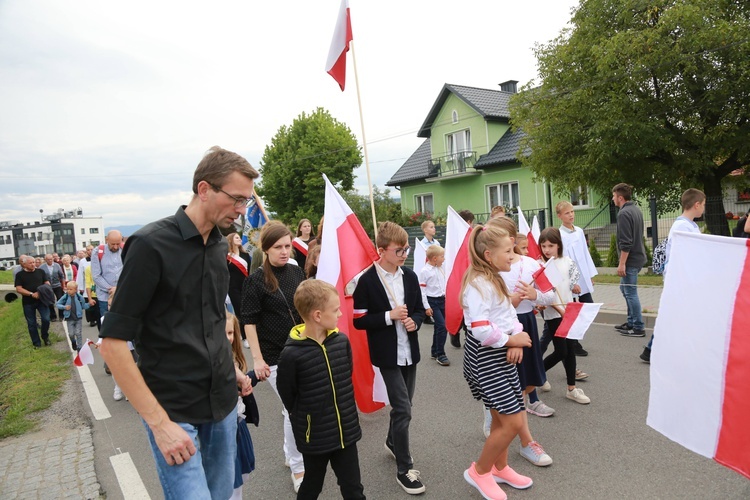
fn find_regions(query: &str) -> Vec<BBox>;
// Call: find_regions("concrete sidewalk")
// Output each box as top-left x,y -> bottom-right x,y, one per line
593,282 -> 662,329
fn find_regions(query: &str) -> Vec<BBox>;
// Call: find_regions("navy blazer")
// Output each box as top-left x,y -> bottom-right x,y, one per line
352,265 -> 426,368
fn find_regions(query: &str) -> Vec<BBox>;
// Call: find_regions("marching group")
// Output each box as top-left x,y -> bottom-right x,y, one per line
11,143 -> 710,500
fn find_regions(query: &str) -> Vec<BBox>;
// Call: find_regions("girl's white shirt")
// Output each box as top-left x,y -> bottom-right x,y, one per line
462,275 -> 522,349
500,256 -> 556,314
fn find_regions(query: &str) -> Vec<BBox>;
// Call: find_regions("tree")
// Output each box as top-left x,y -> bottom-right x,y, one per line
511,0 -> 750,236
340,186 -> 402,239
257,108 -> 362,224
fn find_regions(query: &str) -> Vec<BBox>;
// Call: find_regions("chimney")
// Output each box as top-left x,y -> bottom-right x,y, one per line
499,80 -> 518,93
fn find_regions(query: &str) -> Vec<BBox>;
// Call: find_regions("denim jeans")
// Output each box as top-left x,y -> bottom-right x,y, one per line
66,317 -> 83,350
619,266 -> 644,330
23,301 -> 50,347
427,296 -> 447,358
380,364 -> 417,474
143,407 -> 238,500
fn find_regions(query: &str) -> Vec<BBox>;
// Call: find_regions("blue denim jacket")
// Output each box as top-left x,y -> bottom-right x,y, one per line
56,293 -> 90,319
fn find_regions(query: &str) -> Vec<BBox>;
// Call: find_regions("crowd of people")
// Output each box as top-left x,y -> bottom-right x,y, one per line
12,143 -> 716,500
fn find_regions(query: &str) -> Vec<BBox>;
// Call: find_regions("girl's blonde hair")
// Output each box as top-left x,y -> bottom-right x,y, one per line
226,311 -> 248,373
514,234 -> 528,255
459,224 -> 511,308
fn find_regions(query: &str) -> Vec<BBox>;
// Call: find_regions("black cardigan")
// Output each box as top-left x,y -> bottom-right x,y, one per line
277,326 -> 361,455
352,265 -> 425,368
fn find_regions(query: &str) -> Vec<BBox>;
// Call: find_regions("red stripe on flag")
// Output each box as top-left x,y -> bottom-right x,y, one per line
446,227 -> 472,335
532,266 -> 554,293
554,302 -> 582,338
714,239 -> 750,479
292,239 -> 308,257
527,233 -> 542,260
335,213 -> 383,414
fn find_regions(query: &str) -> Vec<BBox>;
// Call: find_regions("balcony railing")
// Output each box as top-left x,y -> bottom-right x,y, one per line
427,151 -> 478,178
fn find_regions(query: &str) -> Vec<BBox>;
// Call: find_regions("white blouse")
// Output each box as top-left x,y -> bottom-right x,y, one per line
462,276 -> 523,349
500,256 -> 556,314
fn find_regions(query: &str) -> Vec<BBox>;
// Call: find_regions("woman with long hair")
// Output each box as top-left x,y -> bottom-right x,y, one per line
241,221 -> 307,492
292,218 -> 315,270
226,232 -> 251,347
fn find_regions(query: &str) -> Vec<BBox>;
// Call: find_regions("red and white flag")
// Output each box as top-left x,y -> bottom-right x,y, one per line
647,232 -> 750,479
412,237 -> 428,277
444,206 -> 472,335
74,339 -> 95,366
554,302 -> 602,340
531,258 -> 564,293
317,174 -> 382,413
325,0 -> 353,91
531,215 -> 541,243
517,207 -> 542,260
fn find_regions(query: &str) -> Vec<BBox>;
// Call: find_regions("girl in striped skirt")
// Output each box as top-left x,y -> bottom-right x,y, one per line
460,223 -> 534,500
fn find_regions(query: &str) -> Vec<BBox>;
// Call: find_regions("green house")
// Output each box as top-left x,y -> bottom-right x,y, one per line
386,82 -> 608,228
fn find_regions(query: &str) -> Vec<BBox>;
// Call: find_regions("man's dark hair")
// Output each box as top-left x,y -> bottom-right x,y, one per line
192,146 -> 259,194
458,209 -> 475,224
612,183 -> 632,201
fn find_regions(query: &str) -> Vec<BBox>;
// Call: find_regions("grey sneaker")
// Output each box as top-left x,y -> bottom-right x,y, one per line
526,400 -> 555,417
519,441 -> 553,466
614,323 -> 633,333
566,387 -> 591,404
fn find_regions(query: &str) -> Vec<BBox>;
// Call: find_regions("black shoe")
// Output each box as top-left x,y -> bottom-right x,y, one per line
71,341 -> 78,351
621,329 -> 646,337
449,334 -> 461,348
424,316 -> 434,325
43,339 -> 52,346
614,323 -> 633,333
33,344 -> 41,349
104,363 -> 112,375
573,341 -> 588,357
640,347 -> 651,363
89,321 -> 96,327
436,355 -> 450,366
397,470 -> 425,495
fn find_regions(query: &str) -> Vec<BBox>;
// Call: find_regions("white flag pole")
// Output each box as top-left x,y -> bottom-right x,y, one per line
349,40 -> 378,240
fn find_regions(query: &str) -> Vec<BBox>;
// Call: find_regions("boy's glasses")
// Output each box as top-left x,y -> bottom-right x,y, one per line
387,246 -> 411,257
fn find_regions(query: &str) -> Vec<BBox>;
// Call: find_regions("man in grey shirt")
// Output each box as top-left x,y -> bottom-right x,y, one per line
91,230 -> 123,317
42,253 -> 65,321
612,183 -> 646,337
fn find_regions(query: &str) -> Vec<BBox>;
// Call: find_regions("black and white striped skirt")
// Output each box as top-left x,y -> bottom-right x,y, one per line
463,332 -> 524,415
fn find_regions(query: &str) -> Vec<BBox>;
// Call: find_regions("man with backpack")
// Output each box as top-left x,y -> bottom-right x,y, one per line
91,230 -> 123,317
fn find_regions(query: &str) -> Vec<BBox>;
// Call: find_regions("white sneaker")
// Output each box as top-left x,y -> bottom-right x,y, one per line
291,472 -> 304,493
243,339 -> 250,349
539,381 -> 551,392
113,385 -> 124,401
566,387 -> 591,404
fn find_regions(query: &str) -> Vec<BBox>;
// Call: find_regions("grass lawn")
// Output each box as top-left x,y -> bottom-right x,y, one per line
0,270 -> 14,285
0,302 -> 71,439
593,273 -> 664,286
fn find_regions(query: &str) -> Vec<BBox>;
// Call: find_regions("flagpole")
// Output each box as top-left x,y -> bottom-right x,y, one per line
252,192 -> 271,223
349,40 -> 378,240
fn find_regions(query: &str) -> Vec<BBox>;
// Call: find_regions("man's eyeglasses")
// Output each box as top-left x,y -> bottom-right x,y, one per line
387,246 -> 410,257
210,183 -> 252,208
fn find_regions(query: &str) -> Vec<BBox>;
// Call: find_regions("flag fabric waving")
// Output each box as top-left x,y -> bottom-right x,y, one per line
647,232 -> 750,479
531,215 -> 541,244
325,0 -> 353,91
74,339 -> 95,366
531,258 -> 564,293
412,237 -> 428,277
317,174 -> 383,413
517,207 -> 542,260
242,195 -> 268,247
444,206 -> 472,335
554,302 -> 602,340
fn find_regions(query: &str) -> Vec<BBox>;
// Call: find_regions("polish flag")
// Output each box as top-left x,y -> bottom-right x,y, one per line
412,237 -> 428,277
554,302 -> 602,340
531,258 -> 563,293
317,174 -> 383,413
325,0 -> 353,91
531,215 -> 541,243
74,339 -> 95,366
517,207 -> 542,260
647,232 -> 750,479
444,206 -> 472,335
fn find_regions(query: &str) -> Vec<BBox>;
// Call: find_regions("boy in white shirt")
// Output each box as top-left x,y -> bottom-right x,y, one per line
556,201 -> 598,357
419,246 -> 448,366
640,188 -> 705,363
420,220 -> 441,247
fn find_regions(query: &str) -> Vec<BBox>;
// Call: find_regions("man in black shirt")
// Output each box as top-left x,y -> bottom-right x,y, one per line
14,255 -> 52,348
99,146 -> 258,499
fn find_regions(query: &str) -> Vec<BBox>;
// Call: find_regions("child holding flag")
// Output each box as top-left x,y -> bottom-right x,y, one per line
538,228 -> 590,404
461,223 -> 534,500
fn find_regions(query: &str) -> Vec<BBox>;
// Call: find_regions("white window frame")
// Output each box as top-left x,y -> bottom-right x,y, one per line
487,182 -> 520,211
570,186 -> 590,208
414,193 -> 434,214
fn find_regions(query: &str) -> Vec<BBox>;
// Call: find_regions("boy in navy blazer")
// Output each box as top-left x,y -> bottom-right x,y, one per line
353,222 -> 426,495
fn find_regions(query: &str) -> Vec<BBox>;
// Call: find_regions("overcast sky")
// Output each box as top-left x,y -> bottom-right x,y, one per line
0,0 -> 579,227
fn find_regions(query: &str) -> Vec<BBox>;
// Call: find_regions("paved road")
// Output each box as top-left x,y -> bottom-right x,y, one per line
85,318 -> 749,499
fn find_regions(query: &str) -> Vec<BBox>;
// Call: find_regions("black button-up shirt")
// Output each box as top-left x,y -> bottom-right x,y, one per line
99,206 -> 236,423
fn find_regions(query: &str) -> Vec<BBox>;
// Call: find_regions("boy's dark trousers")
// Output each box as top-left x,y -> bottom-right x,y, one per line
381,364 -> 417,475
427,296 -> 447,357
298,443 -> 365,499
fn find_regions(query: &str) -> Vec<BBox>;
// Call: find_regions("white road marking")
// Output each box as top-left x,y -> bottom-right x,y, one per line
110,452 -> 151,499
77,363 -> 112,420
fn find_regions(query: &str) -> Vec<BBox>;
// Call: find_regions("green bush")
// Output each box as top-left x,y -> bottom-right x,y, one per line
588,237 -> 603,267
606,233 -> 619,267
